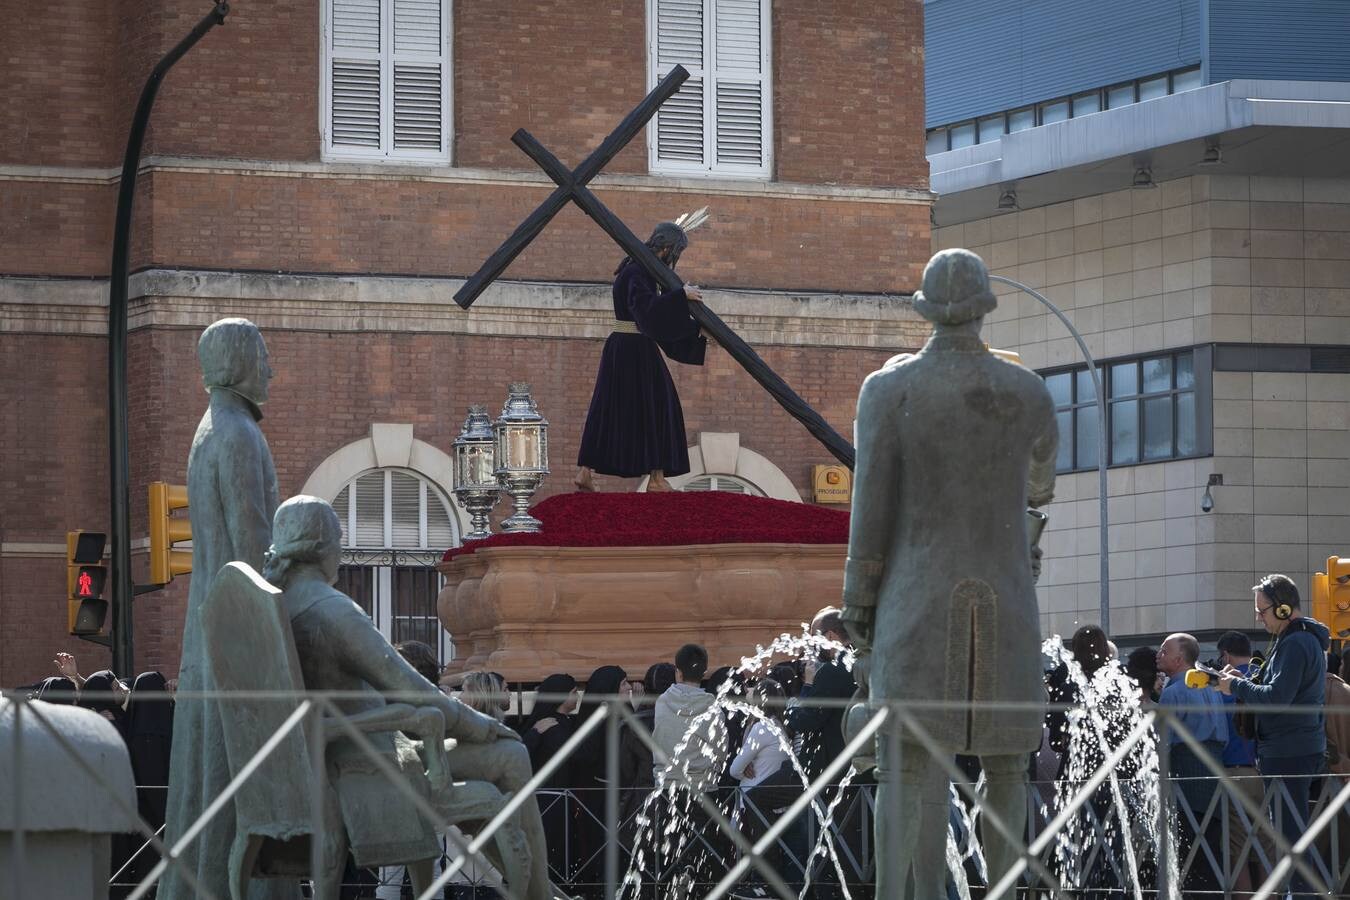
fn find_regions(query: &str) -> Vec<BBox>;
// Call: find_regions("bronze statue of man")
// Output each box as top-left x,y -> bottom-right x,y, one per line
258,495 -> 551,900
161,318 -> 286,899
841,249 -> 1058,899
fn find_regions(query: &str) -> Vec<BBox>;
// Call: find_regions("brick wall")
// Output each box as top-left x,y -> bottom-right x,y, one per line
0,170 -> 925,290
774,0 -> 928,188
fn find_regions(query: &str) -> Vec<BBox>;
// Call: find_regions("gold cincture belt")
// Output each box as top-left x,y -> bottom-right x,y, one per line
611,320 -> 640,335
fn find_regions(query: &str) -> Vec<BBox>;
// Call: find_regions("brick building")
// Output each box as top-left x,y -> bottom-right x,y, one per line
0,0 -> 932,685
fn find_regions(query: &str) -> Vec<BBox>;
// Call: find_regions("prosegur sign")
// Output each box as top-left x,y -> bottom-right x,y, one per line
812,464 -> 852,504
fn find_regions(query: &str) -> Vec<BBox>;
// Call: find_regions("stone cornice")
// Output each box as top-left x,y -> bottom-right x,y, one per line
0,270 -> 925,350
0,156 -> 935,205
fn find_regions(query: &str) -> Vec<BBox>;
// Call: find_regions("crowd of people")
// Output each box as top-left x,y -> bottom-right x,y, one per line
23,652 -> 175,897
1048,573 -> 1350,898
27,572 -> 1350,898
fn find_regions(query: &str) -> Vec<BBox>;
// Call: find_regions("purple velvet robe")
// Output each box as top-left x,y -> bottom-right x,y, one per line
576,260 -> 706,477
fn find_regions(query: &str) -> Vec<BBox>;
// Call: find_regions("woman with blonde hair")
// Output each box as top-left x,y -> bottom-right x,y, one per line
459,671 -> 509,721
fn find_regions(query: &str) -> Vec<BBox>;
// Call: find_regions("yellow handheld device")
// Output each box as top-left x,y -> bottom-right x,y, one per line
1185,663 -> 1223,689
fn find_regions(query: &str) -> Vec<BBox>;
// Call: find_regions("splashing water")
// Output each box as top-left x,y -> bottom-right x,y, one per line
1039,635 -> 1173,898
616,630 -> 1173,898
618,627 -> 977,900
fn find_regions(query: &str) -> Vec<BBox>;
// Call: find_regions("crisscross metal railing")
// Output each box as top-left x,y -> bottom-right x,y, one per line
8,687 -> 1350,899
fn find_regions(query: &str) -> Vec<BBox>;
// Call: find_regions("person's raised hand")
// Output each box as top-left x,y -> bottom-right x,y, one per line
54,651 -> 79,681
684,284 -> 703,302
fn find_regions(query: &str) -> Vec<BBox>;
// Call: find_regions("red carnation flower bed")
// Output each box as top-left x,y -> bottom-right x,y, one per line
442,490 -> 850,561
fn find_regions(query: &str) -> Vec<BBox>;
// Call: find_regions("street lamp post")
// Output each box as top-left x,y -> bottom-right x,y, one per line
988,274 -> 1110,634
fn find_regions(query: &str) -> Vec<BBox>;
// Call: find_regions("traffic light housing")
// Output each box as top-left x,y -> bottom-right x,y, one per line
148,482 -> 192,585
1311,557 -> 1350,640
67,530 -> 108,635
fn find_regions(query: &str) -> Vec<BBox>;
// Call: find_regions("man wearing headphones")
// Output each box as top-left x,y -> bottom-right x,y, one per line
1217,573 -> 1330,895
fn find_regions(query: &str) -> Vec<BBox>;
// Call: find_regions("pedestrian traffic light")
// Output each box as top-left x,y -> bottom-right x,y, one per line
67,530 -> 108,635
1311,557 -> 1350,640
148,482 -> 192,585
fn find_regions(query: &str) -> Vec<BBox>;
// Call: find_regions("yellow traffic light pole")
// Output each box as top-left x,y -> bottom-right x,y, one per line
1312,556 -> 1350,642
148,482 -> 193,585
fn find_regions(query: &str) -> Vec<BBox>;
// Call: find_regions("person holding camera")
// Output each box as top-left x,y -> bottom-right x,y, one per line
1217,574 -> 1330,896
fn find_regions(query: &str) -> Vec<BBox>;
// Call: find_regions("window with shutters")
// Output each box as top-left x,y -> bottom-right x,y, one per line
680,474 -> 764,496
321,0 -> 451,162
331,468 -> 458,664
647,0 -> 772,179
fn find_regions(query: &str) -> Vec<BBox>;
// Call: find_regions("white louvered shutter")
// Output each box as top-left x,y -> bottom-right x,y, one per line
653,0 -> 706,166
649,0 -> 769,177
391,0 -> 445,154
711,0 -> 765,171
325,0 -> 448,160
330,0 -> 382,149
389,470 -> 423,547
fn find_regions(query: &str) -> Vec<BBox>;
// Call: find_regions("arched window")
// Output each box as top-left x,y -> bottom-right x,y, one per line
331,468 -> 458,664
680,474 -> 764,496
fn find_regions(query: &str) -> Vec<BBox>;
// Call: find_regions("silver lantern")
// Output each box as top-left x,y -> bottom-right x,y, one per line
493,382 -> 550,533
451,405 -> 502,540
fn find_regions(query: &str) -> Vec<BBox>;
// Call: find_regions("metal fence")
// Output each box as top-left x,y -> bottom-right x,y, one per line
5,689 -> 1350,900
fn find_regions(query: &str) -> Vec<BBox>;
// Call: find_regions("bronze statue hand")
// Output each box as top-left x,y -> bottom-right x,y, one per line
840,605 -> 874,652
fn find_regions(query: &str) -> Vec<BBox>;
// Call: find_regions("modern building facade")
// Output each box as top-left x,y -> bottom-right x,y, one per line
926,0 -> 1350,644
0,0 -> 931,686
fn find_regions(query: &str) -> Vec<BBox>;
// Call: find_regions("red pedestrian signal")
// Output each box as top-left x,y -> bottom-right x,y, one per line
66,531 -> 109,636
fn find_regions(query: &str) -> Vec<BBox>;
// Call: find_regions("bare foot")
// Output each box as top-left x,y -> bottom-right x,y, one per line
646,475 -> 674,492
573,468 -> 595,492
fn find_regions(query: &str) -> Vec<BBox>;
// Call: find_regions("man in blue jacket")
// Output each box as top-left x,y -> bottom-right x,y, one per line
1218,573 -> 1330,895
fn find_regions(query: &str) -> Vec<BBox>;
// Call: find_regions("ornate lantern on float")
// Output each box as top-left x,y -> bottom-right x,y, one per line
493,382 -> 550,533
451,405 -> 502,541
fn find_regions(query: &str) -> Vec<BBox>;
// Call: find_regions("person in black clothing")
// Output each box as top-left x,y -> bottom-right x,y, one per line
783,607 -> 857,898
573,665 -> 630,897
620,663 -> 675,827
574,219 -> 707,493
122,672 -> 175,892
33,675 -> 78,705
80,669 -> 130,741
522,673 -> 580,886
787,607 -> 857,781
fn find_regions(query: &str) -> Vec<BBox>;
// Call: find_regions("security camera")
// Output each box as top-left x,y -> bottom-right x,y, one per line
1201,491 -> 1214,513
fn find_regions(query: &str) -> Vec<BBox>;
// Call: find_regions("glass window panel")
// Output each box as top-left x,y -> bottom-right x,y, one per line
1111,362 -> 1138,398
1142,356 -> 1172,393
1176,392 -> 1196,456
1143,396 -> 1174,460
1107,84 -> 1135,108
949,122 -> 976,149
1076,405 -> 1099,470
1008,108 -> 1035,133
978,115 -> 1005,142
1139,76 -> 1168,101
1111,399 -> 1139,464
926,130 -> 948,155
1045,372 -> 1072,407
1171,68 -> 1202,93
1055,410 -> 1073,471
1076,368 -> 1099,404
1072,92 -> 1101,117
1040,100 -> 1069,124
1176,352 -> 1194,389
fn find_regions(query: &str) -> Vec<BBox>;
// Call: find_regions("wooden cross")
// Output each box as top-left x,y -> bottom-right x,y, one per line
454,65 -> 855,468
